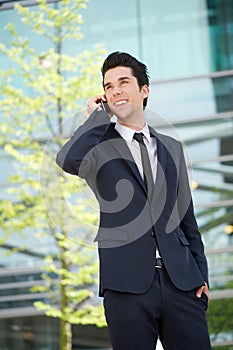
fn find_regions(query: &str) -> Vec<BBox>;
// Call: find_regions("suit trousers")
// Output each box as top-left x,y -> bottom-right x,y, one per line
103,268 -> 211,350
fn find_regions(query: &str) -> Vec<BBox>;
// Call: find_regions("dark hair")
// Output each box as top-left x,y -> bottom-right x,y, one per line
101,51 -> 150,108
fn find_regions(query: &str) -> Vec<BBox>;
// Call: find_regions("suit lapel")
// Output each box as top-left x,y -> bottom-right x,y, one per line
103,124 -> 168,201
149,127 -> 168,203
103,124 -> 147,193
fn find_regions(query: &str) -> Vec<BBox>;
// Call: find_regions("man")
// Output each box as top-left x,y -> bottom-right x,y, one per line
56,52 -> 211,350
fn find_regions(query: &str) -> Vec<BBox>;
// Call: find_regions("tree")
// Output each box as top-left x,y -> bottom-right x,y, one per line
0,1 -> 106,349
207,297 -> 233,344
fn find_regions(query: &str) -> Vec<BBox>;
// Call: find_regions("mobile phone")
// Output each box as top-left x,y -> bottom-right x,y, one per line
100,99 -> 111,114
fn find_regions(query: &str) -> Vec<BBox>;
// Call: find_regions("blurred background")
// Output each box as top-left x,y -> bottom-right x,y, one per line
0,0 -> 233,349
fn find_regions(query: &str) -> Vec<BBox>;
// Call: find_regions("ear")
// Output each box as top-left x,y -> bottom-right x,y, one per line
141,85 -> 149,98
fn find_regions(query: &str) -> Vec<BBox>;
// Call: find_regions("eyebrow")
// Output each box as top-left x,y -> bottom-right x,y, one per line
103,76 -> 131,89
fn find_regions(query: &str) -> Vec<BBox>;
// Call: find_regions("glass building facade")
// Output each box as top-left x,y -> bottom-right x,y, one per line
0,0 -> 233,349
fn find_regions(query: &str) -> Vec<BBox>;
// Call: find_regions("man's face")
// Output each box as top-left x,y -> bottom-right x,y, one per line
103,66 -> 149,121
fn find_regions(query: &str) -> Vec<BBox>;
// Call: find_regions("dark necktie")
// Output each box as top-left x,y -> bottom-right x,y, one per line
133,132 -> 154,201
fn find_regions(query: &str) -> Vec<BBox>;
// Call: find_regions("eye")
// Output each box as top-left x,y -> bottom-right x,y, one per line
105,85 -> 112,91
121,80 -> 128,85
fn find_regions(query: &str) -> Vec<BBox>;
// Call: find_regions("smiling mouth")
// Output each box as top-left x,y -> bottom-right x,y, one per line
114,100 -> 127,106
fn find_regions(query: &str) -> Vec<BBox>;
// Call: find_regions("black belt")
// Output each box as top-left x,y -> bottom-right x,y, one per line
155,257 -> 164,269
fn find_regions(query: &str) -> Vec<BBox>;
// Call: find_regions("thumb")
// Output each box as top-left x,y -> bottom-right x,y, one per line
196,286 -> 204,298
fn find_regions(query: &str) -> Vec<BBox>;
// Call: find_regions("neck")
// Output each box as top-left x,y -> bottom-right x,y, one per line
117,113 -> 146,131
117,121 -> 145,131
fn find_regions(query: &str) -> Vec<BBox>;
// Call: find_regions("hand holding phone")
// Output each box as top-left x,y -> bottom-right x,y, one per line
87,95 -> 112,116
99,99 -> 111,114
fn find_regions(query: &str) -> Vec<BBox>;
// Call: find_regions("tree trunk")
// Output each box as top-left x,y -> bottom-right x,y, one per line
60,316 -> 72,350
60,239 -> 72,350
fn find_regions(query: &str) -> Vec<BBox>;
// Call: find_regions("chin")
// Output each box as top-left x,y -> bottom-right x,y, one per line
115,112 -> 131,120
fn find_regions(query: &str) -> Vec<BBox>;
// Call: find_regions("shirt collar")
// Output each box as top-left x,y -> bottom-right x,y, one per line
115,122 -> 151,143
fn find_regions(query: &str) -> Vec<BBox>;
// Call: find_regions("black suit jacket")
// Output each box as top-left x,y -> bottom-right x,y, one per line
56,109 -> 208,296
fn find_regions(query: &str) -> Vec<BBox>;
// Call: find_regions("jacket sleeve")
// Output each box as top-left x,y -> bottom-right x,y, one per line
177,142 -> 209,285
56,109 -> 111,178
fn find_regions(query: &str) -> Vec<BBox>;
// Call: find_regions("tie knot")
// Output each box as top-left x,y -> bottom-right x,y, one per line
133,132 -> 144,143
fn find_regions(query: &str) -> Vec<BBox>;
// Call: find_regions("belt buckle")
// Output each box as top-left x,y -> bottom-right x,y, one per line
155,258 -> 163,269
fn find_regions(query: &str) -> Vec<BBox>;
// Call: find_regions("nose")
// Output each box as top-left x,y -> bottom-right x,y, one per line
112,86 -> 121,96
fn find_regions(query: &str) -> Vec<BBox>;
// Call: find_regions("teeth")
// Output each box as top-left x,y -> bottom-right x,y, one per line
115,100 -> 126,106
